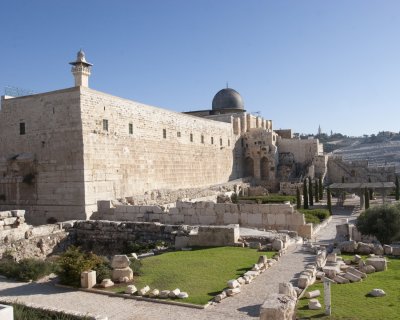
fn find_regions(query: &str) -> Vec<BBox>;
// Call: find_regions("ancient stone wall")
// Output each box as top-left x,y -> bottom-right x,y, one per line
277,138 -> 323,165
80,87 -> 242,218
95,201 -> 311,237
0,88 -> 86,223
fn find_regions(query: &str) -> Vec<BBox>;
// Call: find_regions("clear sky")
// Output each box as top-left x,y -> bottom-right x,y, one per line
1,1 -> 399,136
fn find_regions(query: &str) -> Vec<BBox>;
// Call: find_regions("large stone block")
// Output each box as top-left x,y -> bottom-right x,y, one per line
111,255 -> 130,269
111,267 -> 133,281
366,257 -> 387,272
260,294 -> 296,320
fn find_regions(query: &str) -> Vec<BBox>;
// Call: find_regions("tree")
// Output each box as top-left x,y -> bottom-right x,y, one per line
368,177 -> 373,200
319,177 -> 323,201
356,204 -> 400,244
315,180 -> 319,203
303,180 -> 309,209
327,188 -> 332,215
396,176 -> 399,201
296,187 -> 301,210
364,188 -> 370,209
308,177 -> 314,206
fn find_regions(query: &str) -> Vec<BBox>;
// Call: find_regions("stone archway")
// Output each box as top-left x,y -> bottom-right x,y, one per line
244,157 -> 254,177
260,157 -> 270,180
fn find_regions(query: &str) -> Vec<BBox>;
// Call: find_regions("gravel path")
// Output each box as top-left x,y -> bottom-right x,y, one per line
0,211 -> 349,320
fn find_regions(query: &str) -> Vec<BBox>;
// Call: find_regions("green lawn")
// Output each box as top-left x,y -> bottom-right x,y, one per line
296,257 -> 400,319
112,247 -> 271,305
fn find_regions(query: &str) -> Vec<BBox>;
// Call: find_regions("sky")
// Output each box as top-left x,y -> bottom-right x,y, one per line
1,0 -> 399,137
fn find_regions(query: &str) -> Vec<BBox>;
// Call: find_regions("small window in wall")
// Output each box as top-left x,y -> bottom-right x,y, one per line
190,133 -> 193,142
211,137 -> 214,144
220,138 -> 223,146
129,123 -> 133,134
19,122 -> 26,135
228,139 -> 230,147
177,131 -> 181,137
201,135 -> 204,144
163,129 -> 167,139
103,119 -> 108,131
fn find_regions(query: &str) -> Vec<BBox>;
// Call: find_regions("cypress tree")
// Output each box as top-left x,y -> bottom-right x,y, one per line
303,180 -> 309,209
315,179 -> 319,203
327,188 -> 332,215
396,176 -> 399,201
308,177 -> 314,206
319,177 -> 323,200
364,187 -> 370,209
296,187 -> 301,209
368,177 -> 373,200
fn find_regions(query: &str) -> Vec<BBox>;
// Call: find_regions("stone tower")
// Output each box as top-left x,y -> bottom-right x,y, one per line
69,50 -> 93,87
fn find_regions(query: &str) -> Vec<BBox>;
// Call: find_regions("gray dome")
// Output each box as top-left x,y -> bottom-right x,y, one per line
212,88 -> 244,111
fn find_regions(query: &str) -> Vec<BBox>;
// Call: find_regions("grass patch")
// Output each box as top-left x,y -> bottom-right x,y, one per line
237,194 -> 296,204
296,257 -> 400,319
0,257 -> 55,282
299,208 -> 330,225
108,247 -> 271,305
8,302 -> 88,320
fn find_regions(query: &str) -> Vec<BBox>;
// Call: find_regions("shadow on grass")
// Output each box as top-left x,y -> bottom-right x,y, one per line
207,290 -> 224,297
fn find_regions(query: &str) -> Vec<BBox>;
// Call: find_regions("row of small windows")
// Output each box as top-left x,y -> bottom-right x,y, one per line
100,120 -> 231,147
163,128 -> 230,146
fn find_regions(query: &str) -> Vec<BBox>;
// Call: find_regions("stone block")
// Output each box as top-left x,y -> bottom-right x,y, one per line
297,275 -> 310,289
100,279 -> 114,288
111,255 -> 130,269
11,210 -> 25,218
169,288 -> 181,298
225,287 -> 241,296
305,290 -> 320,299
227,279 -> 240,289
308,298 -> 322,310
347,267 -> 367,279
138,285 -> 150,296
342,272 -> 362,282
111,267 -> 133,281
159,290 -> 170,299
383,245 -> 393,255
366,257 -> 387,271
80,270 -> 96,289
125,285 -> 137,294
272,239 -> 284,251
391,246 -> 400,256
278,282 -> 297,299
214,291 -> 227,302
149,289 -> 160,297
260,294 -> 296,320
333,274 -> 349,284
369,288 -> 386,297
0,304 -> 14,320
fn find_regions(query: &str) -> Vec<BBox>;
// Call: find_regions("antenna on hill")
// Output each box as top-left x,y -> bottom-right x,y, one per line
226,81 -> 229,88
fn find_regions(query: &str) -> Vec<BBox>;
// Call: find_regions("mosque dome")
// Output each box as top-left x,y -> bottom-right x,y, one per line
212,88 -> 244,111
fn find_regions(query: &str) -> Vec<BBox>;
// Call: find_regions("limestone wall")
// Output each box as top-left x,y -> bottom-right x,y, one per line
80,87 -> 242,217
96,201 -> 310,237
0,88 -> 86,223
277,138 -> 323,165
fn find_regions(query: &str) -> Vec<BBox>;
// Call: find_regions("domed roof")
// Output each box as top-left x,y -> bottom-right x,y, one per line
212,88 -> 244,111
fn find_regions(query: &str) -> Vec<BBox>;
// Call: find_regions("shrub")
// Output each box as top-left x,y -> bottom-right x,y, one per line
299,208 -> 330,225
0,257 -> 54,281
129,257 -> 143,276
94,256 -> 112,283
356,204 -> 400,244
237,194 -> 296,204
56,246 -> 105,287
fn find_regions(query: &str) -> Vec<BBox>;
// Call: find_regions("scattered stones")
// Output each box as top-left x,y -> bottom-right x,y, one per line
333,274 -> 350,284
159,290 -> 170,299
361,265 -> 376,274
168,288 -> 181,298
357,242 -> 373,255
214,291 -> 227,302
339,240 -> 357,253
149,289 -> 159,298
237,277 -> 245,285
308,298 -> 322,310
124,285 -> 137,294
368,288 -> 386,297
342,272 -> 362,282
305,290 -> 320,299
227,279 -> 240,289
177,292 -> 189,299
138,285 -> 150,296
347,267 -> 367,279
225,287 -> 241,296
99,279 -> 114,288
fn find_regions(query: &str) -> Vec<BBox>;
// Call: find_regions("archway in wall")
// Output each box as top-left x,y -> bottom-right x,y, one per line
244,157 -> 254,177
260,157 -> 270,180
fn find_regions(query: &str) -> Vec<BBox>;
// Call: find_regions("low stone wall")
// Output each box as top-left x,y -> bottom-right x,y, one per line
95,201 -> 312,238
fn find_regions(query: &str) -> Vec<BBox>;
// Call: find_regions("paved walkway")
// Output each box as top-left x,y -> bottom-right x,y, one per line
0,208 -> 354,320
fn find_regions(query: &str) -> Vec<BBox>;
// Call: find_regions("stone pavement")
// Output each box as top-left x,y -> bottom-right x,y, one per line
0,210 -> 350,320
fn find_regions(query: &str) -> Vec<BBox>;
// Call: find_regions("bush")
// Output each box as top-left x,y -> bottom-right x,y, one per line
238,194 -> 296,204
356,204 -> 400,244
299,208 -> 330,225
129,257 -> 143,276
13,302 -> 88,320
0,257 -> 54,281
56,246 -> 105,287
94,256 -> 112,283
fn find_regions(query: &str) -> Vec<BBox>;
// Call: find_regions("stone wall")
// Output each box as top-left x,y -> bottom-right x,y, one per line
80,87 -> 242,218
277,138 -> 323,165
0,88 -> 86,223
95,201 -> 312,237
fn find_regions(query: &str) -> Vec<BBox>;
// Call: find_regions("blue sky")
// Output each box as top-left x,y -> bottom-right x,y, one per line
1,1 -> 399,136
